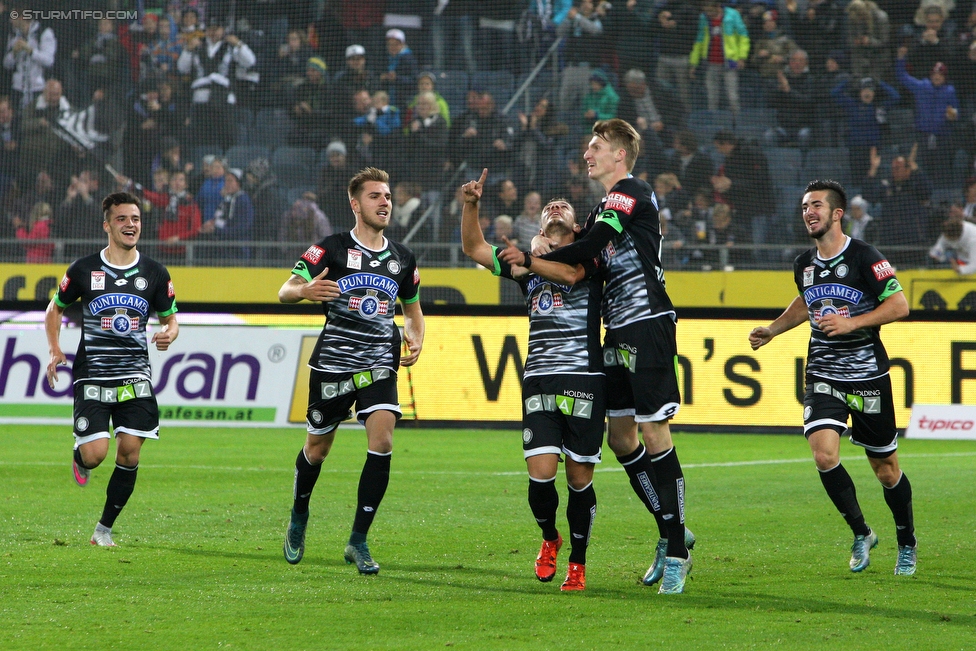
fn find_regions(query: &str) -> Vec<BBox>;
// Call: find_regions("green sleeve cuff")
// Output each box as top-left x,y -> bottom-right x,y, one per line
401,293 -> 420,304
879,279 -> 902,302
596,210 -> 624,233
53,295 -> 69,308
489,246 -> 502,276
158,302 -> 178,318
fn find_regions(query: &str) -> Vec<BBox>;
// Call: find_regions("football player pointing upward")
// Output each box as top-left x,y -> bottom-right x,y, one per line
279,167 -> 424,573
749,179 -> 916,576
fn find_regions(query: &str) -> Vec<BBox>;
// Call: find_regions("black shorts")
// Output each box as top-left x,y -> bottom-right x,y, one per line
306,368 -> 400,435
73,378 -> 159,445
521,374 -> 605,464
604,317 -> 681,422
803,375 -> 898,458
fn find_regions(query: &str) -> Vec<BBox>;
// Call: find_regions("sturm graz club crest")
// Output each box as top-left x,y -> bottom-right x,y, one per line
101,308 -> 139,334
531,284 -> 563,315
347,289 -> 388,319
814,298 -> 850,322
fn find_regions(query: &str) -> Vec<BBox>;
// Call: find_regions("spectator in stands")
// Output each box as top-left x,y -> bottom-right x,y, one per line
449,90 -> 515,179
514,191 -> 544,245
3,7 -> 56,110
125,81 -> 184,187
863,151 -> 935,248
76,19 -> 126,104
665,130 -> 714,213
896,46 -> 960,187
135,12 -> 181,81
580,69 -> 619,129
653,171 -> 684,245
280,191 -> 332,244
128,169 -> 202,260
404,72 -> 451,129
514,96 -> 565,201
380,29 -> 418,108
929,216 -> 976,274
18,79 -> 69,188
766,49 -> 815,148
152,137 -> 193,179
711,130 -> 776,261
288,57 -> 332,150
654,1 -> 699,115
404,90 -> 449,190
179,7 -> 205,45
845,0 -> 891,81
274,29 -> 315,96
200,166 -> 254,260
484,178 -> 520,223
9,170 -> 54,223
954,37 -> 976,123
783,0 -> 844,72
964,177 -> 976,220
197,155 -> 226,223
12,200 -> 53,263
556,0 -> 608,125
177,22 -> 257,150
690,1 -> 749,116
844,194 -> 876,242
907,4 -> 954,76
0,96 -> 20,197
600,0 -> 654,86
492,214 -> 515,246
55,169 -> 103,258
388,180 -> 426,240
831,75 -> 901,184
618,68 -> 665,177
333,45 -> 377,122
318,140 -> 357,231
353,90 -> 401,174
751,10 -> 797,80
244,157 -> 288,245
430,0 -> 479,74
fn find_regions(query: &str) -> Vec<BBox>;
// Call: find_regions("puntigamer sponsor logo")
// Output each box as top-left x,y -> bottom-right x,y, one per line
802,283 -> 864,306
337,272 -> 399,298
89,293 -> 150,316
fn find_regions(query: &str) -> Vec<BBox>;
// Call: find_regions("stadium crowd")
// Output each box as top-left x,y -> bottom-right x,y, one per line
0,0 -> 975,270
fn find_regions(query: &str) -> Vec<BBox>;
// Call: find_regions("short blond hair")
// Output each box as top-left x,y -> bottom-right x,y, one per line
592,118 -> 641,172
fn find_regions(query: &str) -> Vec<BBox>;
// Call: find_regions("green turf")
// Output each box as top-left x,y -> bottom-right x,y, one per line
1,425 -> 974,650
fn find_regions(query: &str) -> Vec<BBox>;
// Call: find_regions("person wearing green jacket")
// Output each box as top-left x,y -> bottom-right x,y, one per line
581,69 -> 619,128
689,1 -> 750,115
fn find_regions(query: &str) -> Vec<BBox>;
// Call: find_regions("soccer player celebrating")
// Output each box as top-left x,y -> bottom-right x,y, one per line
749,179 -> 916,576
45,192 -> 179,547
460,168 -> 602,591
499,119 -> 694,594
279,167 -> 424,574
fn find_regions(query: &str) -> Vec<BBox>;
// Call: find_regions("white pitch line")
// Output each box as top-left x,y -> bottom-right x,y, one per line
4,451 -> 975,476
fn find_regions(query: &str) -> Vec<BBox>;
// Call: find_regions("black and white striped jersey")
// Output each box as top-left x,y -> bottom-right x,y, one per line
794,237 -> 903,381
585,176 -> 676,329
54,251 -> 177,382
291,231 -> 420,373
491,247 -> 604,378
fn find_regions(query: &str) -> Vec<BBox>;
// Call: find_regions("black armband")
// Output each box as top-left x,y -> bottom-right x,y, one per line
522,251 -> 532,268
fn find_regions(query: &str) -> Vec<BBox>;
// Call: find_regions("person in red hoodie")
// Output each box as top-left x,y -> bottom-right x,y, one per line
116,170 -> 201,260
12,200 -> 54,263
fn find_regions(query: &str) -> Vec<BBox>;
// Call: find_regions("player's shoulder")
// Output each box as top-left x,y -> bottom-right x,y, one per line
793,247 -> 817,269
606,176 -> 654,216
386,237 -> 416,262
67,252 -> 103,274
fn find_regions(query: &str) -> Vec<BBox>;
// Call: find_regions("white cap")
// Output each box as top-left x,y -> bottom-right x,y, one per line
385,28 -> 406,43
345,44 -> 366,58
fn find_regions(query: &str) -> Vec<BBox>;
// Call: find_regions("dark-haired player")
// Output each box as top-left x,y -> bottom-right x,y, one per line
499,118 -> 694,594
45,192 -> 179,547
749,179 -> 916,576
279,167 -> 424,574
460,168 -> 602,591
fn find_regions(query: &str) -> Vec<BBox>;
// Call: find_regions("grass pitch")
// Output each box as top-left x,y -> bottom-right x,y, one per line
2,425 -> 975,650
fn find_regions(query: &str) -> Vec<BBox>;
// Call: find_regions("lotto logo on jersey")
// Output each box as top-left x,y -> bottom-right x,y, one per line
605,192 -> 636,215
872,260 -> 895,281
91,271 -> 105,290
59,275 -> 70,292
167,280 -> 175,298
302,245 -> 325,265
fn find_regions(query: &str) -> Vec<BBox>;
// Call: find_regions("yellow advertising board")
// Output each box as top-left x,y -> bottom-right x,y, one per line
387,317 -> 976,427
4,263 -> 973,309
